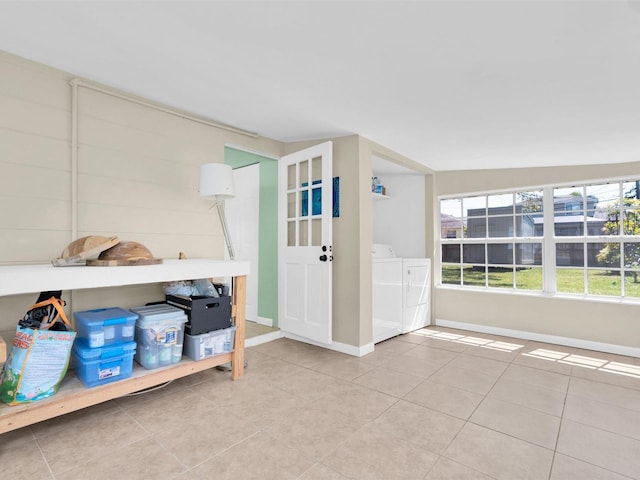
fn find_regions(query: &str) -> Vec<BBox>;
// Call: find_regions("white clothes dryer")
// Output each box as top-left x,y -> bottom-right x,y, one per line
372,244 -> 431,344
372,244 -> 403,343
401,257 -> 431,334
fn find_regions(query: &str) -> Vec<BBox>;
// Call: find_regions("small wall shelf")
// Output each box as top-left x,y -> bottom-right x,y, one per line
372,192 -> 391,200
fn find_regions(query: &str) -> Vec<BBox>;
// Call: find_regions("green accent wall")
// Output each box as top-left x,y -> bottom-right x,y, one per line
225,147 -> 279,327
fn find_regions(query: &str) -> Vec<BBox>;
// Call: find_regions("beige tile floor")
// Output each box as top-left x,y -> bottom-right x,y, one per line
3,326 -> 640,479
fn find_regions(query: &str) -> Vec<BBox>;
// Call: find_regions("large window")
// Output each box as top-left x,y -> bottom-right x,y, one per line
440,179 -> 640,299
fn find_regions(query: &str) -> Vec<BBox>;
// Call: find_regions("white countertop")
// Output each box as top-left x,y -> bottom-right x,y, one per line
0,259 -> 250,297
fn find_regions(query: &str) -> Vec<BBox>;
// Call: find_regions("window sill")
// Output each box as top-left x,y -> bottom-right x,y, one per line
435,284 -> 640,305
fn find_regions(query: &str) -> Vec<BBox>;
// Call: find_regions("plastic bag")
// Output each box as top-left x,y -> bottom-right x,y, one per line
0,296 -> 76,405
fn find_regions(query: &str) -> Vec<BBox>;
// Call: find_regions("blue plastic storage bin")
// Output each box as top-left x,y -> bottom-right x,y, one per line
74,307 -> 138,348
72,339 -> 136,387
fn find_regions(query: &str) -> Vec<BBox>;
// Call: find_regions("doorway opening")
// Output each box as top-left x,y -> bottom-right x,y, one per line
224,147 -> 281,345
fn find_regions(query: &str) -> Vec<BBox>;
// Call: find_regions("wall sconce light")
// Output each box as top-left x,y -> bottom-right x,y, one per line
199,163 -> 235,260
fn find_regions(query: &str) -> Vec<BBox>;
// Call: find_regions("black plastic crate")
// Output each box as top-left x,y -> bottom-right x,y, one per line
165,294 -> 232,336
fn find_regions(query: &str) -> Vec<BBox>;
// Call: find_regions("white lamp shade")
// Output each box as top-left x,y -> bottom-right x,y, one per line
199,163 -> 235,199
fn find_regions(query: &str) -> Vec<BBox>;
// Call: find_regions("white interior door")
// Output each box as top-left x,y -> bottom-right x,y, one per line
225,164 -> 260,323
278,141 -> 333,344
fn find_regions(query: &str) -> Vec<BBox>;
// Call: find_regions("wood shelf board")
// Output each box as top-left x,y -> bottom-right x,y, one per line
0,352 -> 235,434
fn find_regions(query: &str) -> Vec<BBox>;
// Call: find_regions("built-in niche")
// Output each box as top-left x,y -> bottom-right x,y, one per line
371,156 -> 426,258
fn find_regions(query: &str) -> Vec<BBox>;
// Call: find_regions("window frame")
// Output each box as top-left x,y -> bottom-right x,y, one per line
438,178 -> 640,301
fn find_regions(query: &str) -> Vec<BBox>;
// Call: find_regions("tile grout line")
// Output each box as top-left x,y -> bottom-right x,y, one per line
31,426 -> 57,480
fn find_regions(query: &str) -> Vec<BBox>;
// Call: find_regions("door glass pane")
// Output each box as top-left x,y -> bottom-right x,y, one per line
311,156 -> 322,183
288,192 -> 296,219
287,164 -> 296,190
300,160 -> 308,187
287,221 -> 296,246
312,186 -> 322,215
299,219 -> 309,246
312,219 -> 321,246
300,189 -> 308,217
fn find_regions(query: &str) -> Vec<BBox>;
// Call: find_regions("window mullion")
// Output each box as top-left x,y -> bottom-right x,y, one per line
543,186 -> 556,293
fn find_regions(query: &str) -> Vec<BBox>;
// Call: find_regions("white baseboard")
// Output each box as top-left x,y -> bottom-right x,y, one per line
282,332 -> 375,357
436,318 -> 640,358
255,316 -> 273,327
245,329 -> 284,347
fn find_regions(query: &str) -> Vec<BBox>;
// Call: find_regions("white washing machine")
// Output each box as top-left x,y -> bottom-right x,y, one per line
372,244 -> 431,343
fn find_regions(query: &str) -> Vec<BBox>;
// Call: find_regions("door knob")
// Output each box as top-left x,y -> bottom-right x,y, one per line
319,254 -> 328,262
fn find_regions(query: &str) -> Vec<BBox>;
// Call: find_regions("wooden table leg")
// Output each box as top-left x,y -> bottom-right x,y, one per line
231,275 -> 246,380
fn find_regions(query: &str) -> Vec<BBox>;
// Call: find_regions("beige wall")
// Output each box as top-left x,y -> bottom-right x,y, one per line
434,161 -> 640,349
0,51 -> 283,333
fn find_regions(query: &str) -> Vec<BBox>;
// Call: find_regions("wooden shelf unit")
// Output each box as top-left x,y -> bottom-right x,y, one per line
0,259 -> 249,435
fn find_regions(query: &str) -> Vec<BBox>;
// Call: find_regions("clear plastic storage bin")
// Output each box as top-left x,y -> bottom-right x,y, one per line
184,326 -> 236,361
131,304 -> 188,369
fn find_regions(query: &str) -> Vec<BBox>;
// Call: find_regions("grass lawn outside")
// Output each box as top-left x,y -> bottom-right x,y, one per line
442,264 -> 640,298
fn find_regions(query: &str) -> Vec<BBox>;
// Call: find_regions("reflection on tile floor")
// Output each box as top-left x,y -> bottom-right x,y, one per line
3,326 -> 640,479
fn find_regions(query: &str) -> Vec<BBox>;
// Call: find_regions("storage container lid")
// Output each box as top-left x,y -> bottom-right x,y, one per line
130,304 -> 187,327
72,339 -> 137,360
74,307 -> 138,325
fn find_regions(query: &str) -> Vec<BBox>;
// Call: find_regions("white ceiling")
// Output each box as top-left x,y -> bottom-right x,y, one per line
1,1 -> 640,172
